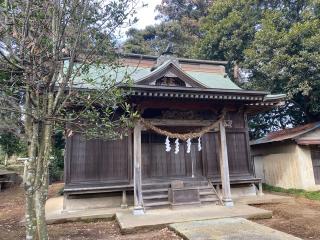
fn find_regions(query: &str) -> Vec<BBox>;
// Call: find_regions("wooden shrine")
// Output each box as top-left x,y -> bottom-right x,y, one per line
63,50 -> 285,214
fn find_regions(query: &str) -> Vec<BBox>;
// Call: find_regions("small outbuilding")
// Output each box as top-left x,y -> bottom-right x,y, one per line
251,122 -> 320,190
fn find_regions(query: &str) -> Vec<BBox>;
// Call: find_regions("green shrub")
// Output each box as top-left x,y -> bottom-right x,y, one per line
263,183 -> 320,201
49,131 -> 65,183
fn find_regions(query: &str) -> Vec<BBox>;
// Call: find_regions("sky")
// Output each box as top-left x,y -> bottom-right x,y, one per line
132,0 -> 162,29
116,0 -> 162,42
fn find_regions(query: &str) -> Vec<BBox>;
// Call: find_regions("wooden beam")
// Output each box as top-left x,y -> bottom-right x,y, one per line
219,120 -> 234,207
146,118 -> 220,127
133,121 -> 145,215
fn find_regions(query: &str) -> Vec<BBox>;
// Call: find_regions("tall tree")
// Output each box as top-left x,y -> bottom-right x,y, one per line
123,0 -> 213,57
244,6 -> 320,122
0,0 -> 138,239
197,0 -> 320,136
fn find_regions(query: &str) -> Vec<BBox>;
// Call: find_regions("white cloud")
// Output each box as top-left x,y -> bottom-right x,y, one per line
115,0 -> 162,42
132,0 -> 162,29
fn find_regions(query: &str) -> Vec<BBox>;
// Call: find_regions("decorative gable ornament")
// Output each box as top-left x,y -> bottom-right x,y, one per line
135,61 -> 207,88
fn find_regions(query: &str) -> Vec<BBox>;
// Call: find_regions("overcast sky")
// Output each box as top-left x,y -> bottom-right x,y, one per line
133,0 -> 162,29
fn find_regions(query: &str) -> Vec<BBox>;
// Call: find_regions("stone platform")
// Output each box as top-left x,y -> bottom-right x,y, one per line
234,193 -> 294,205
45,196 -> 119,224
45,193 -> 293,225
116,204 -> 272,234
169,218 -> 301,240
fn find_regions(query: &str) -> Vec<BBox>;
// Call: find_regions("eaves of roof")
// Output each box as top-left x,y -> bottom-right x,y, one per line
250,122 -> 320,146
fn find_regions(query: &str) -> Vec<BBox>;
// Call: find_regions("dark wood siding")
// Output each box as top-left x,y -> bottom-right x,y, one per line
202,132 -> 220,177
65,133 -> 130,184
228,110 -> 252,178
141,132 -> 203,178
65,109 -> 254,186
226,132 -> 250,175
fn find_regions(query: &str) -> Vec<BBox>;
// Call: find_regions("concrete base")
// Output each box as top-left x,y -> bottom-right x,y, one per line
133,206 -> 145,215
170,218 -> 301,240
223,199 -> 234,207
234,193 -> 294,205
116,204 -> 272,234
63,193 -> 134,212
231,184 -> 257,198
45,193 -> 291,226
121,203 -> 128,209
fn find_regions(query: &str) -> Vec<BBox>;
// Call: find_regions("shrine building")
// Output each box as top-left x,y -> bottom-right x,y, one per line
63,49 -> 285,214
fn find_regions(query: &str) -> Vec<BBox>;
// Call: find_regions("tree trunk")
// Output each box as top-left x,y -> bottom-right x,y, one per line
34,122 -> 52,240
25,122 -> 38,240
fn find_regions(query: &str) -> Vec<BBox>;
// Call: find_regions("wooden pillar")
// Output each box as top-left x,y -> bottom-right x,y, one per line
219,120 -> 234,207
133,121 -> 145,215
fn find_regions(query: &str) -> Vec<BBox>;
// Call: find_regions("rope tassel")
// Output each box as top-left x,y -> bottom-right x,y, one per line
198,137 -> 202,151
174,138 -> 180,154
165,136 -> 171,152
186,138 -> 191,153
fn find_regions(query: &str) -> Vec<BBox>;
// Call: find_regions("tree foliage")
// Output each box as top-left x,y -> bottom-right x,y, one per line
244,6 -> 320,121
248,102 -> 307,139
0,131 -> 26,160
123,0 -> 212,57
197,0 -> 320,137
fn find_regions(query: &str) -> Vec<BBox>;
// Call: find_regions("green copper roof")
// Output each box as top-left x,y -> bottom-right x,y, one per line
72,63 -> 241,90
186,71 -> 241,90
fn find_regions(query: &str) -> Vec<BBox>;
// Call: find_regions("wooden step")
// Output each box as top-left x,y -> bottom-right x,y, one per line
142,188 -> 168,193
201,197 -> 219,202
144,201 -> 170,207
143,194 -> 168,200
199,191 -> 215,196
142,183 -> 170,190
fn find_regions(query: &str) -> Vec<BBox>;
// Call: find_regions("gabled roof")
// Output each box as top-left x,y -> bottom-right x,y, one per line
70,53 -> 285,106
134,60 -> 207,88
71,53 -> 242,90
250,122 -> 320,146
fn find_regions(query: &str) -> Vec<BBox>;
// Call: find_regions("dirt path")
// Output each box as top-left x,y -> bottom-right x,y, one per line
1,184 -> 320,240
254,195 -> 320,240
0,184 -> 181,240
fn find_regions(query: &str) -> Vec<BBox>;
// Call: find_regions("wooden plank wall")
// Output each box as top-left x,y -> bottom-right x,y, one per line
226,111 -> 252,178
65,110 -> 254,185
65,133 -> 130,184
141,133 -> 203,178
202,110 -> 253,179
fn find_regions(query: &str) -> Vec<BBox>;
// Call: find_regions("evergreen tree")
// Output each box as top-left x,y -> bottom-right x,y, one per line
123,0 -> 212,57
197,0 -> 320,137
